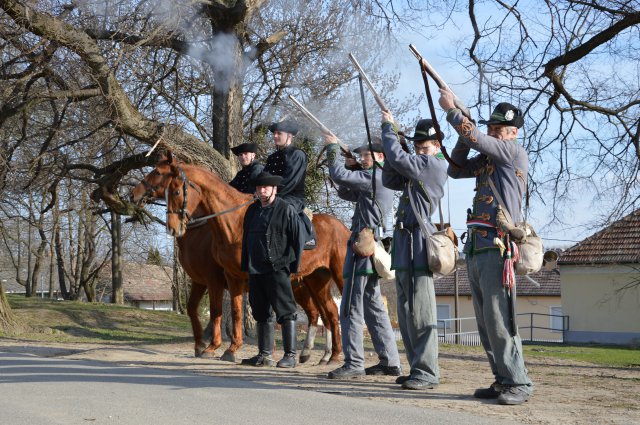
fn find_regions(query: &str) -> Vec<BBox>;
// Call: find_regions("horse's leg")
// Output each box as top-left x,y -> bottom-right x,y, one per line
220,278 -> 244,363
326,245 -> 347,364
187,282 -> 208,357
292,282 -> 320,364
200,281 -> 224,358
304,269 -> 342,365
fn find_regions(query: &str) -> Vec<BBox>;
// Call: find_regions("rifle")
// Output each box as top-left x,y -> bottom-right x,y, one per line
348,53 -> 390,113
408,44 -> 462,169
348,53 -> 410,153
408,44 -> 472,120
287,95 -> 362,170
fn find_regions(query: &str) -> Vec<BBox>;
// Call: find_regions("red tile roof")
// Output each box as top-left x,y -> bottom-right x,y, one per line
557,209 -> 640,265
434,266 -> 560,296
99,262 -> 173,301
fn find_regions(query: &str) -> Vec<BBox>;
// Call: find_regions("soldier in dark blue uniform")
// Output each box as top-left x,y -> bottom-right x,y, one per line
439,88 -> 533,405
323,136 -> 401,380
229,143 -> 264,194
381,114 -> 448,391
264,119 -> 316,249
240,171 -> 303,369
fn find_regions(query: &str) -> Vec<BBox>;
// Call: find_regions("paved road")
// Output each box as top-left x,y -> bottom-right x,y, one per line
0,351 -> 512,425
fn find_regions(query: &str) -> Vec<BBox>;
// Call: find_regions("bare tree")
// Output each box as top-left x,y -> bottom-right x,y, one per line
0,0 -> 441,318
453,0 -> 640,231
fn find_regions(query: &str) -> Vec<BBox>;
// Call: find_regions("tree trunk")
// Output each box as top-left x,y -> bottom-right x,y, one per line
25,212 -> 32,297
110,211 -> 124,304
54,216 -> 69,300
172,239 -> 179,312
48,239 -> 54,299
80,211 -> 97,302
242,293 -> 256,338
30,227 -> 48,298
211,70 -> 244,164
0,282 -> 16,331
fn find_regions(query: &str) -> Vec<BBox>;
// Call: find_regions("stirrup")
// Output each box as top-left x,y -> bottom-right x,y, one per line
304,238 -> 316,250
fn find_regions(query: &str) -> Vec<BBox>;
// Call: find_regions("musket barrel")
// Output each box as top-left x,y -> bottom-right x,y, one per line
408,44 -> 450,91
348,53 -> 390,112
408,44 -> 471,120
287,95 -> 351,152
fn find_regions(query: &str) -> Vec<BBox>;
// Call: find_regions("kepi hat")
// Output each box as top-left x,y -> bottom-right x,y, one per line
231,143 -> 258,156
353,136 -> 384,154
268,119 -> 299,136
252,171 -> 283,187
404,119 -> 444,142
478,102 -> 524,128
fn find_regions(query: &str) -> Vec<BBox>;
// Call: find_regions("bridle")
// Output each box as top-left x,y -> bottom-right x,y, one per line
164,165 -> 256,230
138,169 -> 173,204
165,166 -> 201,222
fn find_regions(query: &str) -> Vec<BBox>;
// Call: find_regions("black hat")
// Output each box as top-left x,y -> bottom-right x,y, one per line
231,143 -> 258,155
268,119 -> 299,135
353,142 -> 384,154
405,119 -> 444,142
478,102 -> 524,128
252,171 -> 283,187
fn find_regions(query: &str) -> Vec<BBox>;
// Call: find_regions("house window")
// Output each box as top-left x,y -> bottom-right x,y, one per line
437,304 -> 452,329
549,306 -> 564,332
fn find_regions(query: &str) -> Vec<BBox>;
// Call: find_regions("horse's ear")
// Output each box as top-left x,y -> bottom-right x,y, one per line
165,151 -> 180,176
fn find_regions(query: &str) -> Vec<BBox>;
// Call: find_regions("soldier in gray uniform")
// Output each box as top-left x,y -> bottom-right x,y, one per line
380,113 -> 448,390
438,87 -> 533,405
323,136 -> 401,380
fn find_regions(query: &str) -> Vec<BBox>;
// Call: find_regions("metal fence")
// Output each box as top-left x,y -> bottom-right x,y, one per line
435,313 -> 571,346
517,312 -> 570,344
437,317 -> 482,346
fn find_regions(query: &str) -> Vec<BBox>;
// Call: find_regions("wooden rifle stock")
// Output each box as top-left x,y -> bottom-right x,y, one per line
408,44 -> 472,120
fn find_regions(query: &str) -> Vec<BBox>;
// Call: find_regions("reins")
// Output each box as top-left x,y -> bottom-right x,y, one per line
186,196 -> 257,225
164,164 -> 256,226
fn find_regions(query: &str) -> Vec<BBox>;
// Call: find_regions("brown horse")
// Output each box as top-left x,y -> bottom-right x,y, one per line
132,155 -> 348,363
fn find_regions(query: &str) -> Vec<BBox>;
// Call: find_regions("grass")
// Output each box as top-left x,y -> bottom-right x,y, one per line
3,295 -> 640,369
523,344 -> 640,368
1,294 -> 192,345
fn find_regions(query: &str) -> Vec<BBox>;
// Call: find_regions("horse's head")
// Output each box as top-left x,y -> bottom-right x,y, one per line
163,154 -> 203,237
131,153 -> 174,204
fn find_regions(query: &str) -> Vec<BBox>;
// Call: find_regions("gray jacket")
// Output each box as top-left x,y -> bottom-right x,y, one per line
445,108 -> 528,253
380,122 -> 448,272
327,143 -> 393,276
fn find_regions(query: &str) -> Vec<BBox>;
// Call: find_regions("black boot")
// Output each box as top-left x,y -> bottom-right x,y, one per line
241,321 -> 276,367
277,320 -> 297,368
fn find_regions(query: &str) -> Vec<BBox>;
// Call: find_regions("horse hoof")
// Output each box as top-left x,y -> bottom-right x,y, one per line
194,345 -> 207,358
299,354 -> 311,364
200,350 -> 217,359
220,350 -> 236,363
326,358 -> 341,365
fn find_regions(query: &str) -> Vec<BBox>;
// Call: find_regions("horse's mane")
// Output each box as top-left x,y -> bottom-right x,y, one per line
178,161 -> 254,203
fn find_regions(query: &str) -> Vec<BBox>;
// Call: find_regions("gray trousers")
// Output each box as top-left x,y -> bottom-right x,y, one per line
340,273 -> 400,370
467,250 -> 533,391
395,270 -> 439,384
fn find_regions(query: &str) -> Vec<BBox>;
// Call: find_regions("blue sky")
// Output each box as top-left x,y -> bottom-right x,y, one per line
384,30 -> 594,249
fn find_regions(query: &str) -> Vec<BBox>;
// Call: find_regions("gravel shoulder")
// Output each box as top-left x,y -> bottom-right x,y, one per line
1,339 -> 638,424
